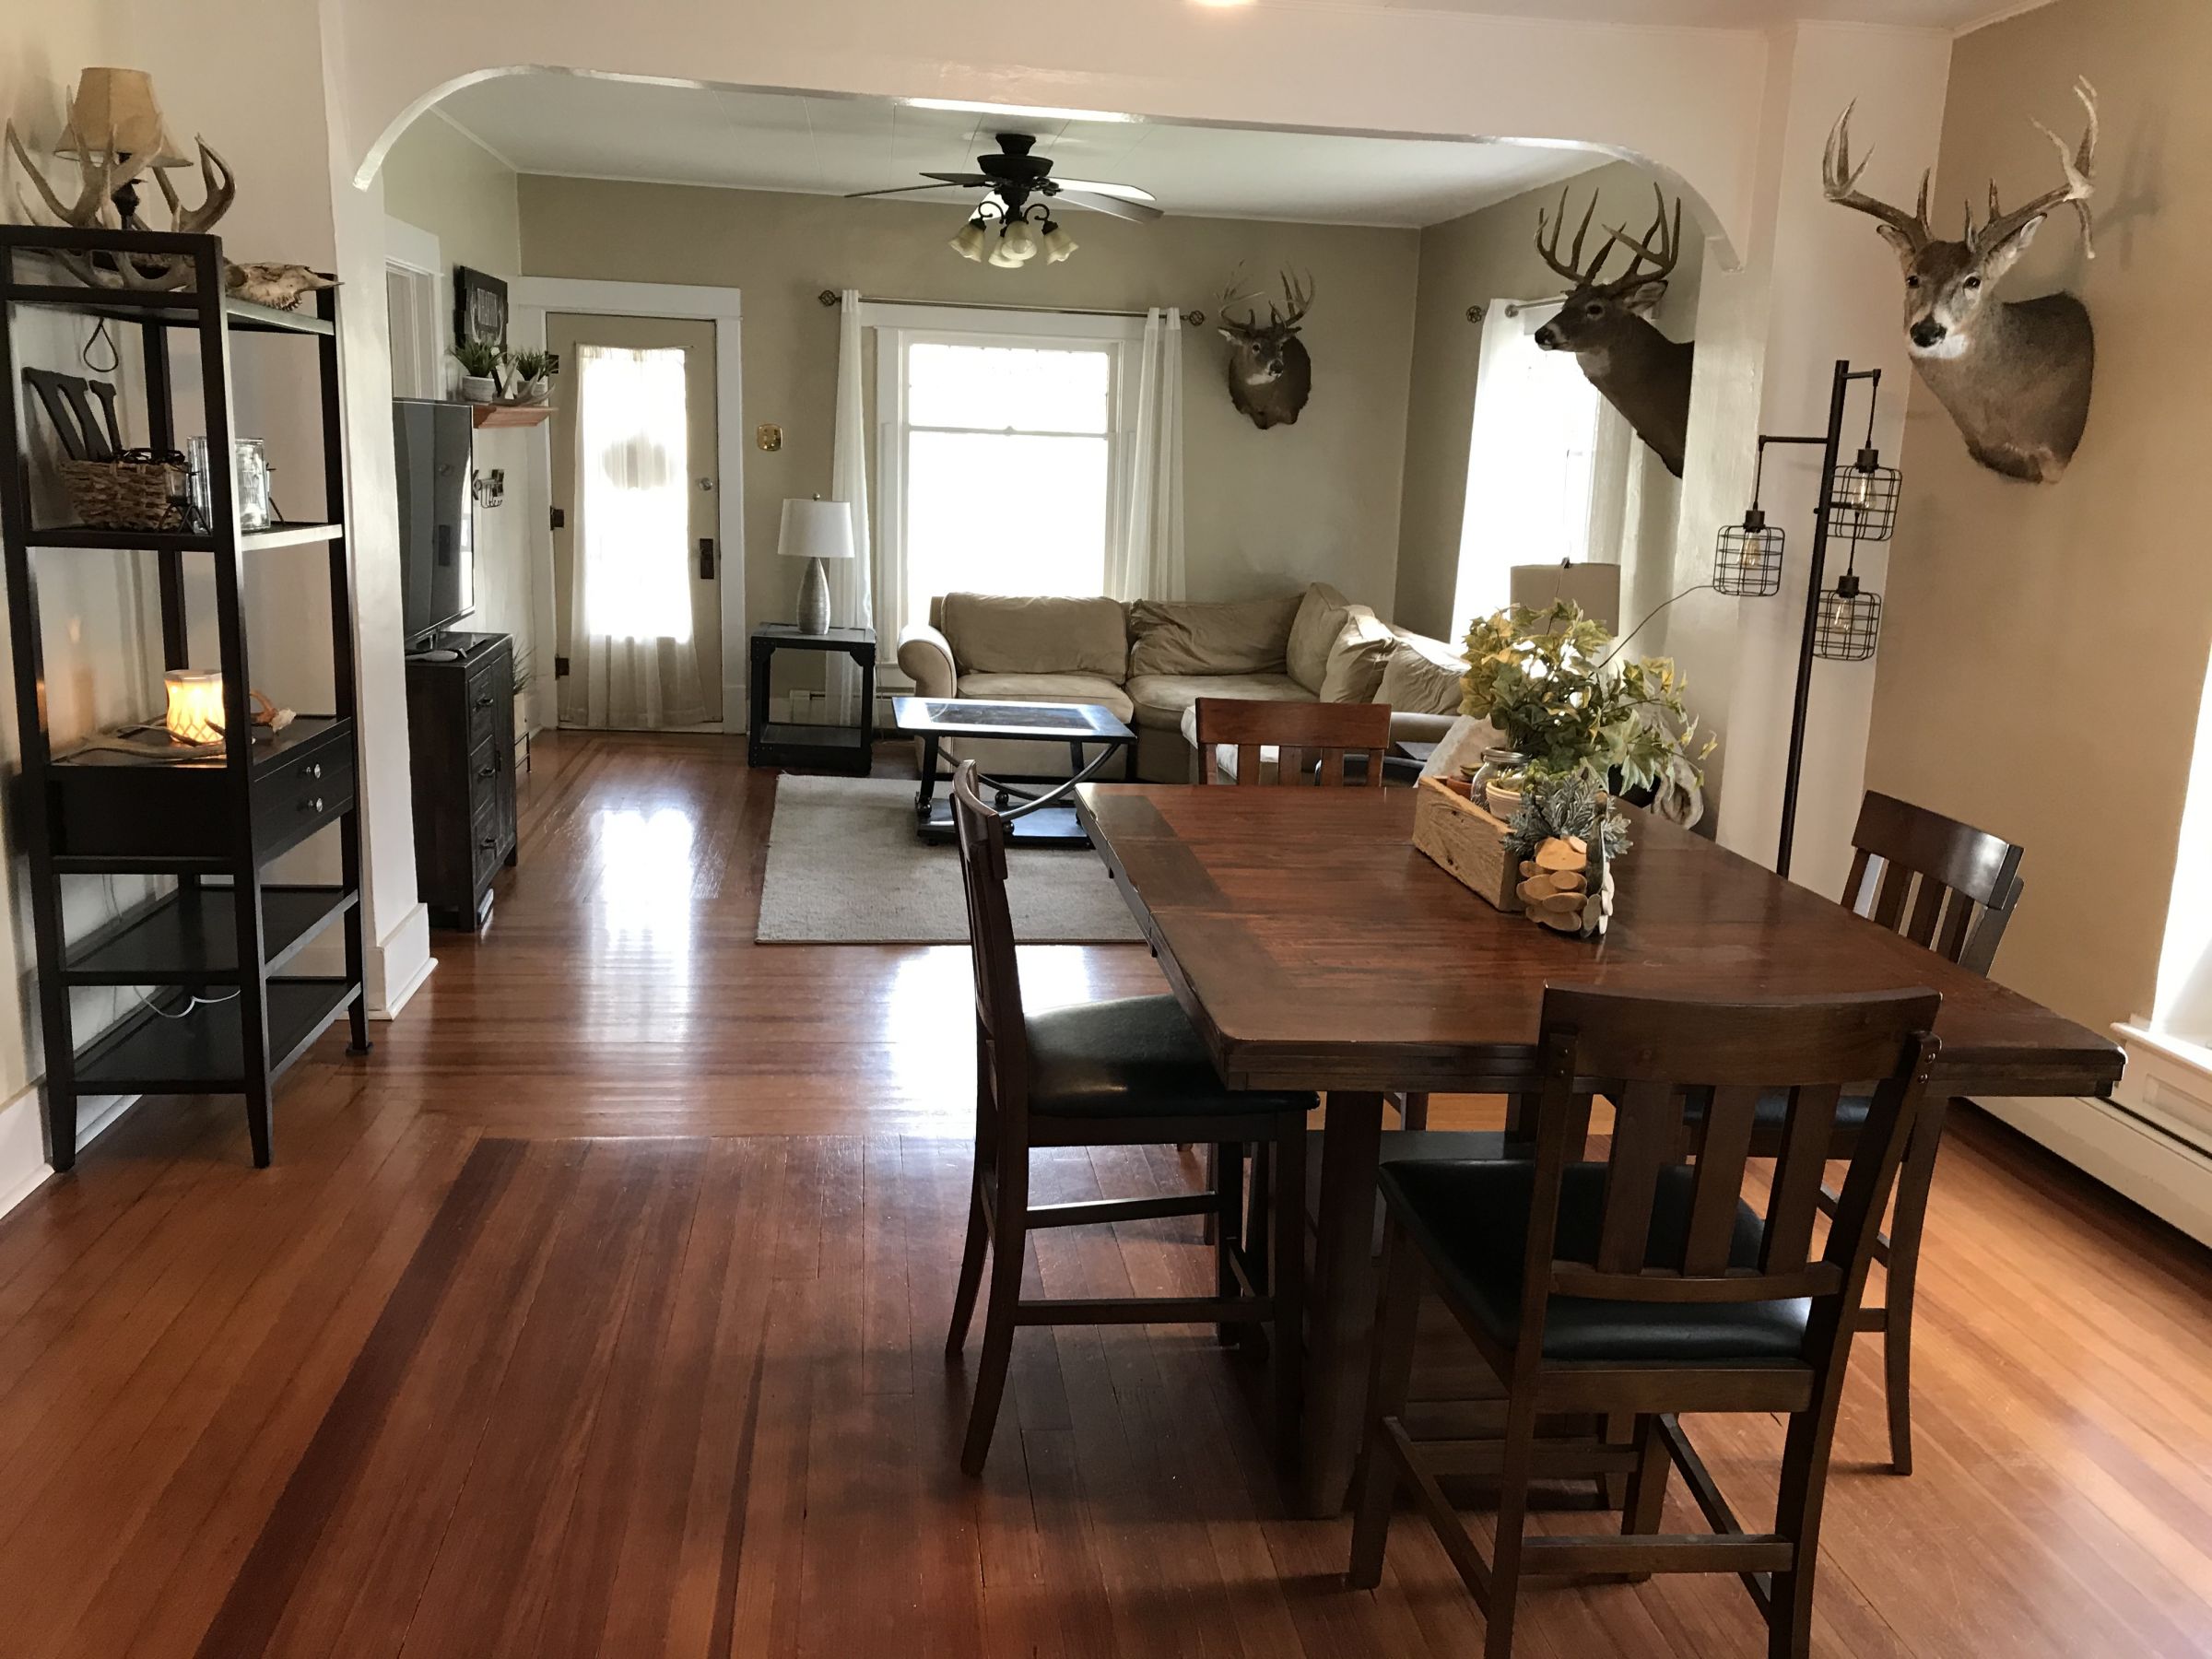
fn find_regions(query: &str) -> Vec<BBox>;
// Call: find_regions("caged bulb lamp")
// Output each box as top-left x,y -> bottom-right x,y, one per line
163,669 -> 226,746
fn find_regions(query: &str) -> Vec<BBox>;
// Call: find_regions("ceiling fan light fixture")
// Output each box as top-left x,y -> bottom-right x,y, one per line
1002,219 -> 1041,264
949,218 -> 989,262
987,230 -> 1026,268
1041,220 -> 1077,264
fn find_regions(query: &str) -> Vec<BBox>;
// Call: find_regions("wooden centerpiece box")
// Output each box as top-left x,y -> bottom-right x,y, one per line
1409,775 -> 1522,914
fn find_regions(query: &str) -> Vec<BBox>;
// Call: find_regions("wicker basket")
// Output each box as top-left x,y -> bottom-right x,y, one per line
58,452 -> 187,531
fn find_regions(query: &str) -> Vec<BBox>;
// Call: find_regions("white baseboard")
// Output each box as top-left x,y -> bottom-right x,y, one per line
0,1081 -> 138,1223
367,901 -> 435,1020
1975,1091 -> 2212,1248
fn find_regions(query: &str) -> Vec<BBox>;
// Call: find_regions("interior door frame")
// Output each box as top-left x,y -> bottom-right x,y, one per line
510,277 -> 747,733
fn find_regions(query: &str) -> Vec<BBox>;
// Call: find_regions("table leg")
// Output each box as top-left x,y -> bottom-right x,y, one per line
1300,1088 -> 1386,1517
914,734 -> 942,831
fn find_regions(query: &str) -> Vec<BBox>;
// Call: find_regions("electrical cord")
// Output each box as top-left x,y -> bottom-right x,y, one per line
97,874 -> 242,1019
1594,582 -> 1718,669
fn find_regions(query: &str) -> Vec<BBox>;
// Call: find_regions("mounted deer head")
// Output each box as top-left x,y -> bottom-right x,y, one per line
1217,268 -> 1313,429
1824,78 -> 2097,483
1530,183 -> 1697,478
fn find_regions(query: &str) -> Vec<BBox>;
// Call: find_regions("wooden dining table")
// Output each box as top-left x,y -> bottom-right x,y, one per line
1074,782 -> 2124,1516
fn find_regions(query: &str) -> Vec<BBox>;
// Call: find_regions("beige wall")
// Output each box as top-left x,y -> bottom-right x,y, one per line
517,177 -> 1420,643
380,116 -> 539,690
1865,0 -> 2212,1036
1393,159 -> 1704,641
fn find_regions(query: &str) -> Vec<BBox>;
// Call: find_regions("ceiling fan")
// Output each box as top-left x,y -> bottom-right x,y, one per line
847,132 -> 1162,266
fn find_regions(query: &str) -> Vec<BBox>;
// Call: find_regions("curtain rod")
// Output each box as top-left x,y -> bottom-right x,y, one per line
818,289 -> 1208,325
1466,293 -> 1569,324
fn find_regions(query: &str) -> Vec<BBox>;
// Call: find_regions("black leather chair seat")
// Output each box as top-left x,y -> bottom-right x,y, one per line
1025,995 -> 1314,1118
1685,1089 -> 1873,1136
1378,1159 -> 1811,1364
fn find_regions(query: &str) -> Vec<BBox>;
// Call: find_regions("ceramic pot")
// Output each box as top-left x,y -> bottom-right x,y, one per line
460,375 -> 497,404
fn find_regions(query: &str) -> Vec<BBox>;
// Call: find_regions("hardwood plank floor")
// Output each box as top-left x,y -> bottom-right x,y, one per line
3,727 -> 2209,1656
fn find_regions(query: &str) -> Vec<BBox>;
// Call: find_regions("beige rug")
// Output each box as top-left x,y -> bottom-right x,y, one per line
755,775 -> 1144,945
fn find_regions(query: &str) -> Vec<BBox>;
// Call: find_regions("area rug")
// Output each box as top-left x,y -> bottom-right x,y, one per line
756,775 -> 1144,944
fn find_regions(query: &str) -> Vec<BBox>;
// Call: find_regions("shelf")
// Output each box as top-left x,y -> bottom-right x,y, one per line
21,521 -> 341,554
0,281 -> 334,336
758,721 -> 869,748
471,403 -> 554,429
64,885 -> 356,986
52,713 -> 349,773
71,975 -> 359,1096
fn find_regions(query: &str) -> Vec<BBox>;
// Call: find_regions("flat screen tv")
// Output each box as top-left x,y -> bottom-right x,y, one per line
393,398 -> 475,645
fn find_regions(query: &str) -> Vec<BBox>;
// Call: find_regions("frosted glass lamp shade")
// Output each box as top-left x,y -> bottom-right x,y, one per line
56,68 -> 188,166
164,670 -> 225,745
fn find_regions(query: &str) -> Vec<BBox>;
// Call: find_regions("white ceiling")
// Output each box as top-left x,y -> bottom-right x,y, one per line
432,77 -> 1613,229
1361,0 -> 2033,23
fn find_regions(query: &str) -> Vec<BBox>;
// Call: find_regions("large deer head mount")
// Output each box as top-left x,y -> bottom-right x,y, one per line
1217,268 -> 1313,429
5,121 -> 235,291
1529,183 -> 1697,478
1824,79 -> 2097,483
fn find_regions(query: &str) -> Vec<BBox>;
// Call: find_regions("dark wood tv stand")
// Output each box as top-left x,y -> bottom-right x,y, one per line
405,631 -> 518,930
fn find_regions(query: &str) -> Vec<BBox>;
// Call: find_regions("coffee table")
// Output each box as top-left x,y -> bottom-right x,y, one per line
892,697 -> 1135,847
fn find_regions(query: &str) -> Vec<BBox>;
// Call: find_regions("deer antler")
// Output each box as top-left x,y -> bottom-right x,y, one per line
1275,268 -> 1312,328
154,138 -> 235,236
6,120 -> 147,229
1535,185 -> 1621,287
1971,76 -> 2097,259
1822,100 -> 1933,253
1600,183 -> 1684,286
1217,266 -> 1266,335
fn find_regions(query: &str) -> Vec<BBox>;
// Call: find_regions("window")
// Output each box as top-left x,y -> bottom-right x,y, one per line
1450,301 -> 1606,632
574,344 -> 694,643
383,217 -> 442,400
873,307 -> 1141,634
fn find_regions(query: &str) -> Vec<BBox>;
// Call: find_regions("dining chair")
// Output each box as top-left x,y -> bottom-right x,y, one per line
1829,789 -> 2024,1474
1349,985 -> 1942,1659
944,760 -> 1311,1475
1192,697 -> 1391,788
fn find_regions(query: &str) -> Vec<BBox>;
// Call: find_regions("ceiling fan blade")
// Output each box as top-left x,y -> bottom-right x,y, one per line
843,182 -> 979,200
1051,179 -> 1157,204
1052,189 -> 1164,224
920,171 -> 994,185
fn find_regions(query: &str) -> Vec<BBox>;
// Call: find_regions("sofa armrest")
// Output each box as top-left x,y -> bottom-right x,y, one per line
1387,711 -> 1459,745
897,622 -> 958,699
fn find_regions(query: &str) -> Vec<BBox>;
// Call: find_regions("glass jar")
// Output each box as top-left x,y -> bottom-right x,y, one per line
186,436 -> 273,532
1466,747 -> 1528,795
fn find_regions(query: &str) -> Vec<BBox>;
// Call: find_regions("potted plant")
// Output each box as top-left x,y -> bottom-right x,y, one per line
505,348 -> 559,406
451,338 -> 503,403
1460,599 -> 1712,809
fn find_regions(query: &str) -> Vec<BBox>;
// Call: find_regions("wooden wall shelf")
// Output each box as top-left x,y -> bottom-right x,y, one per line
470,403 -> 553,429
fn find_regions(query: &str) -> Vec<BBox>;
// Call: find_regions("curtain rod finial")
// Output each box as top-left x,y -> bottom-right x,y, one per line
818,288 -> 840,308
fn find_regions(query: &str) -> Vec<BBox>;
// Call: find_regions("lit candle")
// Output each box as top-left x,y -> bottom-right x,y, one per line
164,670 -> 226,746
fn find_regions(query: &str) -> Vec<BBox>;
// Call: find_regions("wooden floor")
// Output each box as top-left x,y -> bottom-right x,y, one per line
5,728 -> 2211,1657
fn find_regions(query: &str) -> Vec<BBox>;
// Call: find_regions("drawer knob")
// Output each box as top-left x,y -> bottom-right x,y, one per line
474,694 -> 495,708
308,762 -> 323,780
300,795 -> 324,814
479,835 -> 497,849
477,763 -> 496,779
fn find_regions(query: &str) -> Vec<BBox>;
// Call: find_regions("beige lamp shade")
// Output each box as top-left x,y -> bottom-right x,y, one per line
55,68 -> 189,167
163,670 -> 225,745
1510,560 -> 1621,636
778,498 -> 855,561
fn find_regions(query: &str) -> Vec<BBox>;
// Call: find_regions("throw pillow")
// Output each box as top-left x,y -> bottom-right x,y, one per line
940,593 -> 1129,679
1317,606 -> 1397,703
1127,594 -> 1301,677
1376,639 -> 1467,716
1285,582 -> 1352,693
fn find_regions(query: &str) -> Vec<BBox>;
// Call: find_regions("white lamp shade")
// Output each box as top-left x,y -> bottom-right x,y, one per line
1509,560 -> 1621,635
778,499 -> 855,561
1003,220 -> 1040,263
164,669 -> 225,744
1042,224 -> 1077,264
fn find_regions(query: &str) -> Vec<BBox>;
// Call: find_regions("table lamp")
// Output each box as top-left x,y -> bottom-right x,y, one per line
55,69 -> 190,227
1510,559 -> 1620,635
164,669 -> 225,746
780,497 -> 854,635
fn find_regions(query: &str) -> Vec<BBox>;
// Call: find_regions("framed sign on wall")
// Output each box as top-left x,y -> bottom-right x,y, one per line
454,265 -> 509,349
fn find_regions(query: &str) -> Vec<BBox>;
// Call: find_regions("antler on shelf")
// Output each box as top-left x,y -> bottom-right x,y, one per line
1822,100 -> 1934,253
1972,76 -> 2097,259
6,121 -> 147,229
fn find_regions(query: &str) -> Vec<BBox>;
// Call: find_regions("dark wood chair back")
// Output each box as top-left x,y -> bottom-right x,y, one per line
1845,792 -> 2024,975
1193,698 -> 1390,788
1523,986 -> 1941,1342
950,759 -> 1030,1131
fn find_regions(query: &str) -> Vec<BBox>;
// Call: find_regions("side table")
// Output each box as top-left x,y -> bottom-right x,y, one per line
747,624 -> 877,774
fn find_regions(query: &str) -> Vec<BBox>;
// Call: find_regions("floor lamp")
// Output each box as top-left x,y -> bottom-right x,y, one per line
1714,358 -> 1900,878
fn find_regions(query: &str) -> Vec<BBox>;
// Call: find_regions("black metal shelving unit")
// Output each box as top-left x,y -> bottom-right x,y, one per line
0,225 -> 371,1171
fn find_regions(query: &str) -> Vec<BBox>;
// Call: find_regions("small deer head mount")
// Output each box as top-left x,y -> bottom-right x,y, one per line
5,122 -> 235,291
1824,79 -> 2098,483
1217,268 -> 1313,429
1529,184 -> 1697,477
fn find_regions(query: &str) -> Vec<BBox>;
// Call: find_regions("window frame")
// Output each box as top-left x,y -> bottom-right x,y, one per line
866,304 -> 1147,651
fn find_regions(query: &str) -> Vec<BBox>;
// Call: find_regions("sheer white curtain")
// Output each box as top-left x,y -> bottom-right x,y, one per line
1451,300 -> 1604,636
561,344 -> 708,730
829,289 -> 875,724
1105,307 -> 1184,602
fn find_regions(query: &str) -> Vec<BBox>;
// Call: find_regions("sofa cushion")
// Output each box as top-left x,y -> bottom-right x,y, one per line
1124,671 -> 1310,732
1286,582 -> 1353,693
1318,606 -> 1398,703
956,671 -> 1135,724
1127,594 -> 1300,678
1378,634 -> 1467,717
941,593 -> 1128,680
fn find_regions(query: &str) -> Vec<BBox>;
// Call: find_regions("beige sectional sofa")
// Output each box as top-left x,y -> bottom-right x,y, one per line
895,584 -> 1467,783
